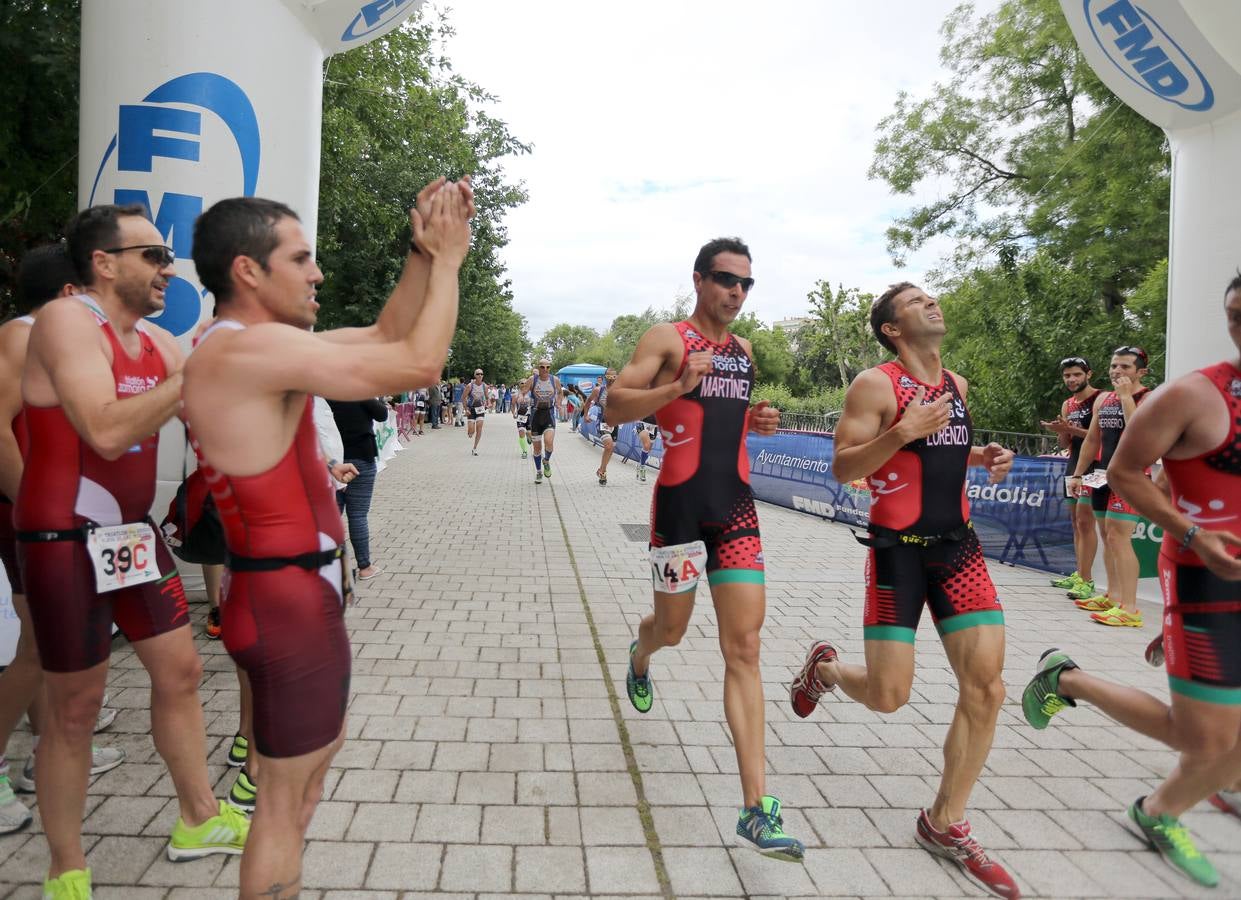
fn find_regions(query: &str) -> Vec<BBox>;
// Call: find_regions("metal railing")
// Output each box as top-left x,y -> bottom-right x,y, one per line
777,410 -> 1061,457
777,411 -> 840,433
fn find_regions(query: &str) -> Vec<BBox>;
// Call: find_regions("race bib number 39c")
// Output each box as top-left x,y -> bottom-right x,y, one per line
86,523 -> 162,593
650,540 -> 708,594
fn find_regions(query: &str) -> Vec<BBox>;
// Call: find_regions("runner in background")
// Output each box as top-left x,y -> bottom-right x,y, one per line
464,369 -> 489,456
520,360 -> 562,484
584,369 -> 618,485
513,384 -> 531,459
635,415 -> 659,482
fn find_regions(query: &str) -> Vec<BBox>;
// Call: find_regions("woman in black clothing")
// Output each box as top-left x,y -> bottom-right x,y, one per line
328,397 -> 389,579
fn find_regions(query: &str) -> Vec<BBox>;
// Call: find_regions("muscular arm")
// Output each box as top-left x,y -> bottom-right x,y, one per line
28,301 -> 183,461
830,370 -> 904,483
1072,414 -> 1102,478
0,325 -> 27,498
317,251 -> 431,347
604,324 -> 684,424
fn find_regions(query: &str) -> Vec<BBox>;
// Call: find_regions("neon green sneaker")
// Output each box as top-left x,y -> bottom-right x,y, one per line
226,733 -> 248,768
167,800 -> 249,861
543,459 -> 552,478
1067,579 -> 1097,600
42,868 -> 91,899
1021,648 -> 1078,730
626,640 -> 654,713
736,795 -> 805,862
1128,798 -> 1219,887
228,770 -> 257,813
1050,572 -> 1081,589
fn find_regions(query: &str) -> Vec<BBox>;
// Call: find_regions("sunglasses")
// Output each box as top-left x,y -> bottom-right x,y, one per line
1060,357 -> 1089,370
103,244 -> 175,267
474,372 -> 483,376
1112,345 -> 1148,367
707,270 -> 755,293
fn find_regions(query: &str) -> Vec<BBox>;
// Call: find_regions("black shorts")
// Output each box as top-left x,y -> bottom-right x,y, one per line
1160,556 -> 1241,703
0,497 -> 21,593
650,479 -> 763,586
1090,483 -> 1111,516
862,526 -> 1003,643
466,405 -> 486,420
529,408 -> 556,435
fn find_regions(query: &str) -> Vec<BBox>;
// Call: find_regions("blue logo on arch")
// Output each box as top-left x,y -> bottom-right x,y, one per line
1085,0 -> 1214,112
89,72 -> 260,336
342,0 -> 416,42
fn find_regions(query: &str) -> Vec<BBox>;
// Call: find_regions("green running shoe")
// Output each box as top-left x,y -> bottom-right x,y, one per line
1067,579 -> 1097,600
42,867 -> 91,899
543,460 -> 552,478
1022,648 -> 1078,730
166,800 -> 249,861
736,795 -> 804,862
228,770 -> 257,813
1050,572 -> 1081,589
226,733 -> 248,768
626,640 -> 653,713
1128,797 -> 1219,887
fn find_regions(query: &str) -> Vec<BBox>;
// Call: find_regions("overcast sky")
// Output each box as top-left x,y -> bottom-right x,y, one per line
442,1 -> 980,342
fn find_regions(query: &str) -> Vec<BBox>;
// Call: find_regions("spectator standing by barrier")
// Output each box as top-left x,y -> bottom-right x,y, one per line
452,377 -> 465,426
328,397 -> 389,580
503,383 -> 512,412
428,381 -> 442,429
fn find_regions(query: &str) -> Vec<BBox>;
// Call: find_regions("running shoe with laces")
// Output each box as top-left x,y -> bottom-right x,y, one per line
1127,797 -> 1218,887
0,761 -> 32,834
93,704 -> 118,733
15,744 -> 125,794
226,733 -> 249,768
205,606 -> 222,640
1209,790 -> 1241,818
626,640 -> 653,713
228,769 -> 257,813
915,809 -> 1019,898
1144,632 -> 1165,667
789,640 -> 837,718
1091,606 -> 1143,627
42,867 -> 91,900
1066,578 -> 1097,600
1050,571 -> 1082,589
1073,594 -> 1112,611
166,799 -> 249,861
736,795 -> 804,862
1021,648 -> 1078,730
597,470 -> 607,485
535,469 -> 543,484
544,460 -> 552,478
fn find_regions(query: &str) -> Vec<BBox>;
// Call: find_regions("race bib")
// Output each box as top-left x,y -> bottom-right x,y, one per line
474,406 -> 485,416
85,522 -> 161,593
516,414 -> 528,424
1082,470 -> 1108,489
650,541 -> 707,594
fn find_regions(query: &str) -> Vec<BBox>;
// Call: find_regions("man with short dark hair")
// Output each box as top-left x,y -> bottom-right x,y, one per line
184,178 -> 469,898
1041,357 -> 1102,598
583,368 -> 618,485
790,282 -> 1019,897
18,206 -> 247,898
607,237 -> 802,862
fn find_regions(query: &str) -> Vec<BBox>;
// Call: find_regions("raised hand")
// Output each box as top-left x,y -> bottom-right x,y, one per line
1040,415 -> 1071,436
1191,529 -> 1241,581
749,400 -> 780,435
1112,374 -> 1136,398
413,182 -> 471,266
898,386 -> 953,441
981,442 -> 1014,484
678,350 -> 714,395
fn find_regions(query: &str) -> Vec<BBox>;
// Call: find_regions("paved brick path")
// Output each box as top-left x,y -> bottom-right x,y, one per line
2,424 -> 1238,898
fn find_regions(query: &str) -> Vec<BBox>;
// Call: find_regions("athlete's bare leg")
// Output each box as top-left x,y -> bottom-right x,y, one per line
131,628 -> 219,826
630,591 -> 696,680
472,419 -> 484,451
38,661 -> 108,877
1097,514 -> 1117,599
818,639 -> 916,714
598,437 -> 614,479
710,581 -> 768,807
1073,501 -> 1097,581
0,592 -> 43,755
1104,517 -> 1139,612
240,728 -> 344,899
542,427 -> 555,455
932,625 -> 1006,828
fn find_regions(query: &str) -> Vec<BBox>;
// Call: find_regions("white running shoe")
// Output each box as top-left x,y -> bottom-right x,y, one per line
0,762 -> 32,834
14,744 -> 126,793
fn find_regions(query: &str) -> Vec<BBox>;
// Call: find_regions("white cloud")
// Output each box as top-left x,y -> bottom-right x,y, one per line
442,0 -> 988,340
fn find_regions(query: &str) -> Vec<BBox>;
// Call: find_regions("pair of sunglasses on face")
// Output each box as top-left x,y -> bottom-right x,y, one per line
706,270 -> 755,293
104,244 -> 175,268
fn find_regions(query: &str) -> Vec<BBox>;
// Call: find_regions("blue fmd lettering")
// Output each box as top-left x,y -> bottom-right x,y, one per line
113,190 -> 201,261
343,0 -> 413,40
1089,0 -> 1209,107
117,105 -> 201,172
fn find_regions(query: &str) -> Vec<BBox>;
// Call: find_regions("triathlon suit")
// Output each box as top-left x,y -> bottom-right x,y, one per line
159,466 -> 226,566
650,321 -> 763,585
514,395 -> 530,432
529,375 -> 557,435
1064,390 -> 1100,505
861,362 -> 1002,643
1092,387 -> 1150,520
1159,362 -> 1241,703
0,315 -> 34,594
190,320 -> 349,758
465,381 -> 488,420
15,298 -> 187,673
595,382 -> 616,440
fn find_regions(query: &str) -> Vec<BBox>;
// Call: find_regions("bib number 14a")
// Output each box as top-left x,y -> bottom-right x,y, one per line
650,540 -> 707,594
85,523 -> 161,593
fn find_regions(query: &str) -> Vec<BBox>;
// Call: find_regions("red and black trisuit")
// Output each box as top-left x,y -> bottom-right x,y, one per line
1091,387 -> 1150,519
1064,390 -> 1100,505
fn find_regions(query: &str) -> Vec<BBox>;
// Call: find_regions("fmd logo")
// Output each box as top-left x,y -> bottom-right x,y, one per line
1085,0 -> 1214,112
342,0 -> 416,42
89,72 -> 260,336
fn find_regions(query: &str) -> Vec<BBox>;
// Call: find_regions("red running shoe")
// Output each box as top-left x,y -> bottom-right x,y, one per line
205,606 -> 222,641
915,809 -> 1020,898
789,641 -> 837,718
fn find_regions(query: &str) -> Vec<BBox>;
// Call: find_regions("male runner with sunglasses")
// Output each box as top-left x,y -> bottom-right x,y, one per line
18,205 -> 247,899
519,360 -> 563,483
1040,357 -> 1101,599
464,368 -> 489,456
1066,346 -> 1154,627
184,178 -> 469,898
607,237 -> 802,861
1021,276 -> 1241,887
789,283 -> 1019,898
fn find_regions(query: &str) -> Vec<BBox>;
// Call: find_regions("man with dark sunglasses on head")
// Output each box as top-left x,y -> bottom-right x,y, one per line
1041,357 -> 1102,600
518,359 -> 563,482
605,237 -> 802,862
1067,346 -> 1155,627
18,204 -> 247,899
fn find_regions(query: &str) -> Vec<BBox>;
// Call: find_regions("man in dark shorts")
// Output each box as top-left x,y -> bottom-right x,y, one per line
789,282 -> 1019,897
18,206 -> 247,898
1041,356 -> 1101,598
583,368 -> 618,484
519,359 -> 562,483
606,237 -> 800,862
463,368 -> 490,456
635,414 -> 659,481
184,177 -> 469,898
1021,275 -> 1241,887
1067,347 -> 1154,626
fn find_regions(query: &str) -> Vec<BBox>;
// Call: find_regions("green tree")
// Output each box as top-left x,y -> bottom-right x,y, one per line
728,312 -> 794,387
792,281 -> 884,392
533,323 -> 601,372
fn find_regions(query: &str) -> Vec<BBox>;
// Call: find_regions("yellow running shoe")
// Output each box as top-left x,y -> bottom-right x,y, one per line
42,868 -> 91,899
1091,607 -> 1143,627
167,800 -> 249,861
1074,595 -> 1114,612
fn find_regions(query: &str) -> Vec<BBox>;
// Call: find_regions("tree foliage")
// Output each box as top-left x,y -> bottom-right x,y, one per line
789,282 -> 886,394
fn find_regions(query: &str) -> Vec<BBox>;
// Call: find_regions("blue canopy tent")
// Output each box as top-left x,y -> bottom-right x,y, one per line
556,363 -> 606,398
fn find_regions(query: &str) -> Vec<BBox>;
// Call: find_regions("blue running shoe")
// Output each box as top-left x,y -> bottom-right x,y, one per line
736,795 -> 804,862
